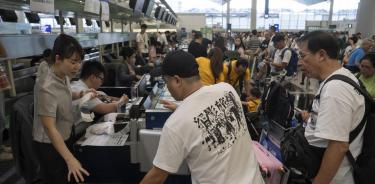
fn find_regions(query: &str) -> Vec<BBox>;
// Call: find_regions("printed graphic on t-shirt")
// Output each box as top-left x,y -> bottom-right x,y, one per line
193,91 -> 247,155
308,98 -> 320,130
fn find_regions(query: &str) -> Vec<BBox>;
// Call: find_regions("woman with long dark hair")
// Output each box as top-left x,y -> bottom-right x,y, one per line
234,36 -> 252,61
195,47 -> 228,85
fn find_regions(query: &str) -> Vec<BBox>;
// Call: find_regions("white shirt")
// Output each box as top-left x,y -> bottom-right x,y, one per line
136,32 -> 149,54
271,47 -> 291,73
305,68 -> 365,184
153,83 -> 264,184
157,33 -> 168,46
267,35 -> 275,57
71,80 -> 106,125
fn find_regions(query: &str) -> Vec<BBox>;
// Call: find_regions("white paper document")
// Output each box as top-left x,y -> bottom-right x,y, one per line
82,123 -> 129,146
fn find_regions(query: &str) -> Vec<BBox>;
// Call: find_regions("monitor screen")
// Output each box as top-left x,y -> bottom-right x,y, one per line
152,83 -> 159,95
164,13 -> 169,22
55,16 -> 66,25
136,74 -> 148,97
154,6 -> 164,20
69,18 -> 76,25
144,0 -> 155,17
25,12 -> 40,23
134,0 -> 145,16
161,12 -> 168,22
143,96 -> 152,109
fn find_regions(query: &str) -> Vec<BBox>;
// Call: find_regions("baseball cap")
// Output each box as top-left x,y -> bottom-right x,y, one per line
162,50 -> 199,78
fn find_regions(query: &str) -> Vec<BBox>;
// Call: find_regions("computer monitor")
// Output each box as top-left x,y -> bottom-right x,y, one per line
129,0 -> 145,17
136,74 -> 148,97
143,96 -> 152,109
151,83 -> 159,96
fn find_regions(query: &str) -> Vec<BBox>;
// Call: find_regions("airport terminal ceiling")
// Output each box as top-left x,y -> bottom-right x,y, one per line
207,0 -> 327,5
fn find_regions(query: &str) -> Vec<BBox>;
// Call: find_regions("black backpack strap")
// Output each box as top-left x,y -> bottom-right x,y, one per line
320,74 -> 371,171
249,99 -> 259,105
280,48 -> 290,60
323,74 -> 371,142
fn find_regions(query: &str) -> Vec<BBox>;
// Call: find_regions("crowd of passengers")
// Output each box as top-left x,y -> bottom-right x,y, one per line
0,22 -> 375,184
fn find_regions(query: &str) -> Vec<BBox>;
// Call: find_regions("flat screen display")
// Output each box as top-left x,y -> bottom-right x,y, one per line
134,0 -> 145,13
144,0 -> 155,17
152,83 -> 159,95
143,96 -> 152,109
154,6 -> 164,20
161,11 -> 168,22
136,74 -> 148,97
130,0 -> 145,17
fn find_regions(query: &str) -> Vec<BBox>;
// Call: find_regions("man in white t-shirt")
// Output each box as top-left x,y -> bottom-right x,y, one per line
266,33 -> 292,74
299,31 -> 365,184
140,50 -> 264,184
136,24 -> 149,58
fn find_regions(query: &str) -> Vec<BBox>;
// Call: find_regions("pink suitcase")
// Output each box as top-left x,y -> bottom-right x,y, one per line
252,141 -> 288,184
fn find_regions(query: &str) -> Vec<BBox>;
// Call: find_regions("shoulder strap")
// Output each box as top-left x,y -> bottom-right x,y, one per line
318,74 -> 371,143
323,74 -> 372,143
250,99 -> 259,105
280,48 -> 289,59
317,74 -> 371,170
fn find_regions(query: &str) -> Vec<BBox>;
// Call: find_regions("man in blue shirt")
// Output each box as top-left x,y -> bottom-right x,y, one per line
347,38 -> 373,73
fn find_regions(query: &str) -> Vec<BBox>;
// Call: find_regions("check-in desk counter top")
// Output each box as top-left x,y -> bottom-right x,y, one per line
145,86 -> 180,129
138,129 -> 190,175
140,86 -> 190,176
74,90 -> 190,183
74,117 -> 143,183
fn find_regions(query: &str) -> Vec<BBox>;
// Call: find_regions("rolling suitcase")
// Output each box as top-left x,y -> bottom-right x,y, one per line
252,141 -> 289,184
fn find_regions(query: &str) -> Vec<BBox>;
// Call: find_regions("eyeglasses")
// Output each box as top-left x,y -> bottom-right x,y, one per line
96,75 -> 104,81
298,52 -> 312,60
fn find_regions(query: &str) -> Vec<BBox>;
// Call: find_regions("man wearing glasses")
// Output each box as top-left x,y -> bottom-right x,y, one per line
298,31 -> 365,184
71,61 -> 128,128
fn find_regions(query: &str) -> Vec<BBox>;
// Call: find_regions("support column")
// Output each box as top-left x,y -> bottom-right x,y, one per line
59,11 -> 64,33
76,17 -> 84,33
121,20 -> 124,32
328,0 -> 334,25
355,0 -> 375,38
226,0 -> 230,31
110,19 -> 114,32
250,0 -> 257,30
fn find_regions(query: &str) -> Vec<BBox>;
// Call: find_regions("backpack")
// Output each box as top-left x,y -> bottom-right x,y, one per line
260,80 -> 295,128
281,74 -> 375,184
281,125 -> 325,183
323,75 -> 375,184
281,48 -> 299,76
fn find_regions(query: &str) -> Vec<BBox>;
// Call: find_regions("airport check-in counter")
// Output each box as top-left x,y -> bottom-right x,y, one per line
137,85 -> 190,175
74,79 -> 190,183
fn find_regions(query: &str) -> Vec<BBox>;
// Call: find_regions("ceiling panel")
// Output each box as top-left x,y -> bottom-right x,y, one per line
207,0 -> 230,5
293,0 -> 328,5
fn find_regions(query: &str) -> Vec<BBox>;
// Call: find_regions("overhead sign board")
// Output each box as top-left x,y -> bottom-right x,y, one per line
30,0 -> 54,13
